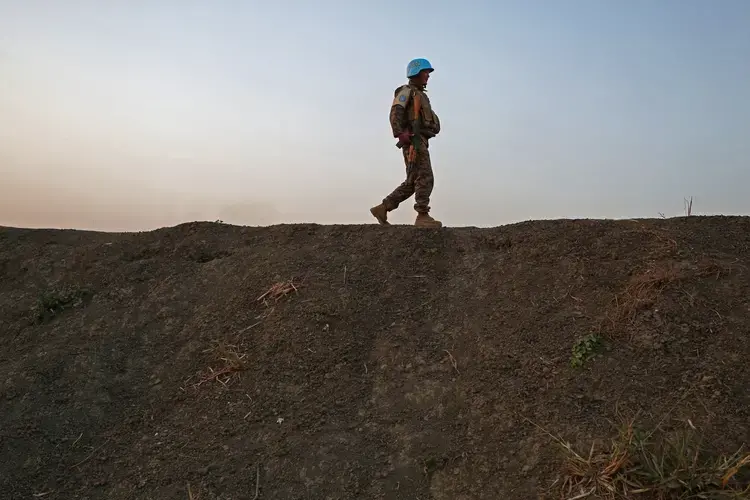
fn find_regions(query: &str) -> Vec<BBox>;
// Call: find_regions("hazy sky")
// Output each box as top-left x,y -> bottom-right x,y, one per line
1,0 -> 749,230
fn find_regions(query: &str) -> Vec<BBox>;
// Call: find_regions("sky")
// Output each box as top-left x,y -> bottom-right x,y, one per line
1,0 -> 749,230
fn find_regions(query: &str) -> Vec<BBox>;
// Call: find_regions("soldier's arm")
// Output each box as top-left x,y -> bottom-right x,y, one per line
390,105 -> 407,137
389,86 -> 411,137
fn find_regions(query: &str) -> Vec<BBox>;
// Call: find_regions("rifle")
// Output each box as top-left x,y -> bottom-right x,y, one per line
395,90 -> 422,175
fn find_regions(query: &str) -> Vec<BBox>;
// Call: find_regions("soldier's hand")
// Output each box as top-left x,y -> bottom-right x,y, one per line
396,131 -> 413,145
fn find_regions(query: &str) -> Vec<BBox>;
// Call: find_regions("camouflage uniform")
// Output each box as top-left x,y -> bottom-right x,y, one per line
383,82 -> 441,214
384,142 -> 435,214
370,56 -> 443,227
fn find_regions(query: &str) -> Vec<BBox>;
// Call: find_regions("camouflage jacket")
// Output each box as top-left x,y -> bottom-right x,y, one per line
389,83 -> 441,146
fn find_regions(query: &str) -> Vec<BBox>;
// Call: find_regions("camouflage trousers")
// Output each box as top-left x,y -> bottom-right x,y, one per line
383,145 -> 434,214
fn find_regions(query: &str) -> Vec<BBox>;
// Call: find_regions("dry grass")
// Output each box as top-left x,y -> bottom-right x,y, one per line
541,418 -> 750,499
186,278 -> 301,390
192,342 -> 248,388
598,223 -> 681,334
608,263 -> 682,326
603,257 -> 736,336
625,227 -> 678,251
257,279 -> 299,304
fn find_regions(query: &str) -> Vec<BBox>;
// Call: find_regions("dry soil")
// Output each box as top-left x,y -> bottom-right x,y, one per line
1,216 -> 749,499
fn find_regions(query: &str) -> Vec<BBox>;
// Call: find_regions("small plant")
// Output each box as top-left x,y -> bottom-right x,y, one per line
570,333 -> 602,368
35,286 -> 94,323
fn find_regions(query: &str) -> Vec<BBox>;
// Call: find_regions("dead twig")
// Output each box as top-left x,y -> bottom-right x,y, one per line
253,463 -> 261,499
70,438 -> 110,469
70,432 -> 83,449
444,350 -> 459,375
237,321 -> 261,334
194,364 -> 245,388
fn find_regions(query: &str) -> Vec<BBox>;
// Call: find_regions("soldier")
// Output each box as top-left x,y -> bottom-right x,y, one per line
370,58 -> 442,228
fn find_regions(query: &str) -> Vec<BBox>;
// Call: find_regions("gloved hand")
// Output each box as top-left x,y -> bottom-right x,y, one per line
396,131 -> 414,145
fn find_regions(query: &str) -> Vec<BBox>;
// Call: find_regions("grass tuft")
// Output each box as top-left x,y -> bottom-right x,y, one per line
549,419 -> 750,499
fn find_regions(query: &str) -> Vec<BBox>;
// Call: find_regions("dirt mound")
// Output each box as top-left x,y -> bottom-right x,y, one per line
1,217 -> 750,499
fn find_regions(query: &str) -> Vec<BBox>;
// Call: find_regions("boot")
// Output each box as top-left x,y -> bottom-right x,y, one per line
415,212 -> 442,228
370,203 -> 390,225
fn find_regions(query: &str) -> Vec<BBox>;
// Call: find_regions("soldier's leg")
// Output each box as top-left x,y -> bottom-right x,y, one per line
412,148 -> 441,227
412,148 -> 434,214
382,147 -> 417,211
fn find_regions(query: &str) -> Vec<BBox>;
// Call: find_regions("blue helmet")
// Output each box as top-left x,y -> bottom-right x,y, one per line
406,58 -> 434,78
